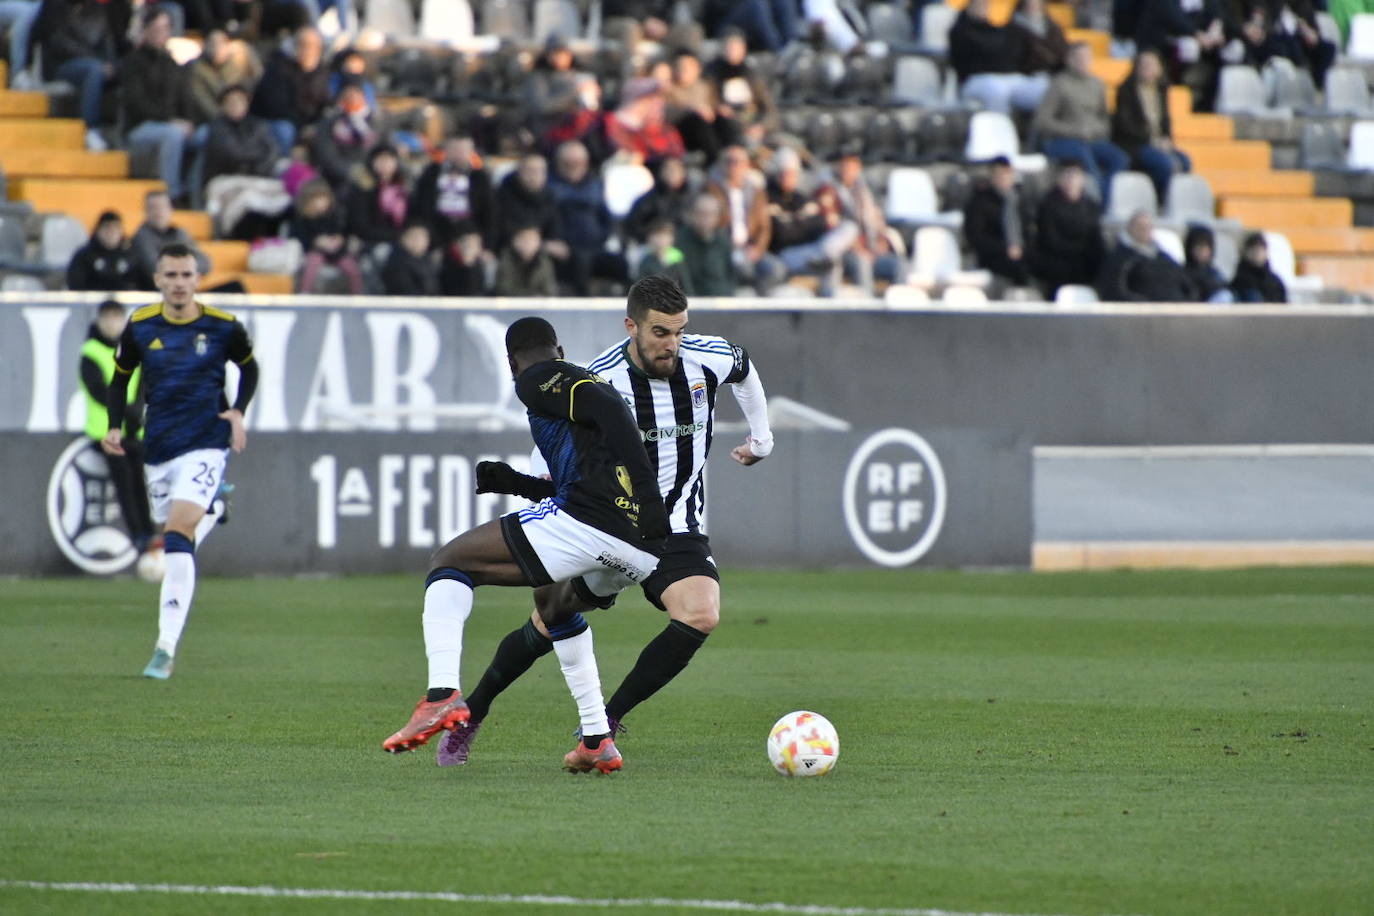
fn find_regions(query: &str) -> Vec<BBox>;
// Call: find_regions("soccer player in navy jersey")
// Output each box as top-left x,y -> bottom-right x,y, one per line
102,243 -> 258,680
381,317 -> 668,773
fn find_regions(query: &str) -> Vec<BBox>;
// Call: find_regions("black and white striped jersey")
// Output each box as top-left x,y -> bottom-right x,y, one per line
584,335 -> 754,534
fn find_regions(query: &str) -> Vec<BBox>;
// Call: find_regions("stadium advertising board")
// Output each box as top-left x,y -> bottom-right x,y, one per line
16,426 -> 1029,576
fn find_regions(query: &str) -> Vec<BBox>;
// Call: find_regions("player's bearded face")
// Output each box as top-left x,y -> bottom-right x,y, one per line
632,312 -> 685,378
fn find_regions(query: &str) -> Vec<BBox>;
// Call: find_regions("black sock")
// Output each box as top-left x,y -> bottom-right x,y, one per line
464,620 -> 554,723
582,732 -> 609,749
426,687 -> 455,703
606,620 -> 709,721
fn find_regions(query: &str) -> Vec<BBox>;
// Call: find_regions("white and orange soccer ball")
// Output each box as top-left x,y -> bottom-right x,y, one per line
767,710 -> 839,777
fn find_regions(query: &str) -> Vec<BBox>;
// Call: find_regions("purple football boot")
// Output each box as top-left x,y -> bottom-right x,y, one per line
436,719 -> 482,767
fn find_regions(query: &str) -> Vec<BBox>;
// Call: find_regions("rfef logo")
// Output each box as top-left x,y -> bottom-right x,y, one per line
46,436 -> 138,574
842,428 -> 947,567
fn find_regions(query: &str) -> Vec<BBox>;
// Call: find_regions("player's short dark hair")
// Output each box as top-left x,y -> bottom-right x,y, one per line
157,242 -> 197,266
627,274 -> 687,322
505,316 -> 559,357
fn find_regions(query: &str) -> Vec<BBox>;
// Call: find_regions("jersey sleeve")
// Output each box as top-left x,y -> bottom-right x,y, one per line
723,342 -> 751,385
226,320 -> 254,365
113,323 -> 142,373
689,335 -> 752,384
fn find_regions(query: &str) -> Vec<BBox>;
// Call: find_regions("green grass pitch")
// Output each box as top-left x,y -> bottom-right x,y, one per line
2,567 -> 1372,916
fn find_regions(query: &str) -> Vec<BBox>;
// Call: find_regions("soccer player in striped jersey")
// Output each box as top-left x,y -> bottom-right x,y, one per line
437,275 -> 773,766
101,243 -> 258,680
382,317 -> 669,773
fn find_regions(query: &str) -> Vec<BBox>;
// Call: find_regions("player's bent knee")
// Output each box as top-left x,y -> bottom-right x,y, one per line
671,600 -> 719,634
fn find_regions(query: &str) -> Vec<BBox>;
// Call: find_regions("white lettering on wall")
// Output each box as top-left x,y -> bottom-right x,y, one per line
22,307 -> 70,432
366,312 -> 440,431
301,312 -> 355,430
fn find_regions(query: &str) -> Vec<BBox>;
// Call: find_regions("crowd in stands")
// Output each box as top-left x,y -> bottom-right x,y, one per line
2,0 -> 1364,300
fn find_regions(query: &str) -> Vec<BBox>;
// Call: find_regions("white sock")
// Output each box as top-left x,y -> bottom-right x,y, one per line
193,510 -> 218,547
423,578 -> 473,691
156,551 -> 196,656
552,628 -> 609,737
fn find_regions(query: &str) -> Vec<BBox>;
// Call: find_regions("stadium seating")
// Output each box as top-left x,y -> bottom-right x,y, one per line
1217,65 -> 1279,118
1165,173 -> 1216,225
366,0 -> 416,37
532,0 -> 580,44
908,225 -> 991,292
1349,121 -> 1374,170
892,56 -> 943,107
1324,68 -> 1373,117
480,0 -> 529,41
418,0 -> 475,45
1153,227 -> 1185,264
884,167 -> 962,229
917,3 -> 957,54
1053,284 -> 1099,305
602,163 -> 655,220
1347,14 -> 1374,61
964,111 -> 1047,171
1107,172 -> 1158,222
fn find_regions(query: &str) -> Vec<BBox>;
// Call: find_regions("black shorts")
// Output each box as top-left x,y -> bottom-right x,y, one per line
571,532 -> 719,613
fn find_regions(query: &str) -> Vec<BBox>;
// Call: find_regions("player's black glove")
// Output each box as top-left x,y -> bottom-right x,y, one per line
637,496 -> 670,544
475,461 -> 556,501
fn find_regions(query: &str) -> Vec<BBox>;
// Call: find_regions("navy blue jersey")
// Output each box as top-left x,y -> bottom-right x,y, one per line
114,303 -> 254,465
514,359 -> 659,543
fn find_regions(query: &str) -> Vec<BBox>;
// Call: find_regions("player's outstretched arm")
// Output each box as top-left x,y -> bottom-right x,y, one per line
728,360 -> 774,466
475,461 -> 556,500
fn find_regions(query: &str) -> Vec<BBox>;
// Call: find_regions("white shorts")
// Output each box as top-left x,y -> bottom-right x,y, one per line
500,498 -> 659,595
145,448 -> 229,524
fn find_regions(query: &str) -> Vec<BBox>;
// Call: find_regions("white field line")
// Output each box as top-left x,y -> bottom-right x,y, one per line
0,880 -> 1142,916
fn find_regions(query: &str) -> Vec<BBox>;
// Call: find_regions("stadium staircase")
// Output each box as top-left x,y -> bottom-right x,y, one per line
0,58 -> 293,294
956,0 -> 1371,296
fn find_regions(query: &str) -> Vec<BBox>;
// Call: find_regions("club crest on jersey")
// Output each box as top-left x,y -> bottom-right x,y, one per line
194,333 -> 208,356
691,381 -> 707,409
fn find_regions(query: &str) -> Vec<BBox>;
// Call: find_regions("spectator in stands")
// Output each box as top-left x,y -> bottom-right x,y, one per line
187,29 -> 262,125
1243,1 -> 1337,89
624,155 -> 692,244
201,84 -> 277,188
602,0 -> 674,45
605,77 -> 686,167
526,35 -> 584,136
440,223 -> 492,296
0,0 -> 43,89
311,81 -> 381,188
703,0 -> 796,51
1030,161 -> 1104,296
542,74 -> 612,165
494,224 -> 559,297
823,150 -> 902,291
1096,209 -> 1198,301
675,192 -> 736,296
949,0 -> 1051,115
413,134 -> 493,249
121,8 -> 195,207
801,0 -> 868,54
705,28 -> 777,145
767,147 -> 859,297
252,26 -> 329,155
493,153 -> 569,269
344,144 -> 410,253
548,140 -> 626,296
1035,42 -> 1130,203
328,48 -> 378,112
1231,231 -> 1288,302
1112,49 -> 1193,201
707,145 -> 782,294
668,50 -> 738,162
1012,0 -> 1070,73
637,219 -> 688,287
298,217 -> 363,295
130,190 -> 211,281
963,156 -> 1031,286
1183,223 -> 1235,303
1133,0 -> 1224,61
32,0 -> 127,150
381,222 -> 439,296
67,211 -> 145,291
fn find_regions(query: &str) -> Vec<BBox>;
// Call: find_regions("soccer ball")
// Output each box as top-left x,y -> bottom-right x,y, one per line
767,710 -> 839,777
136,549 -> 166,583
